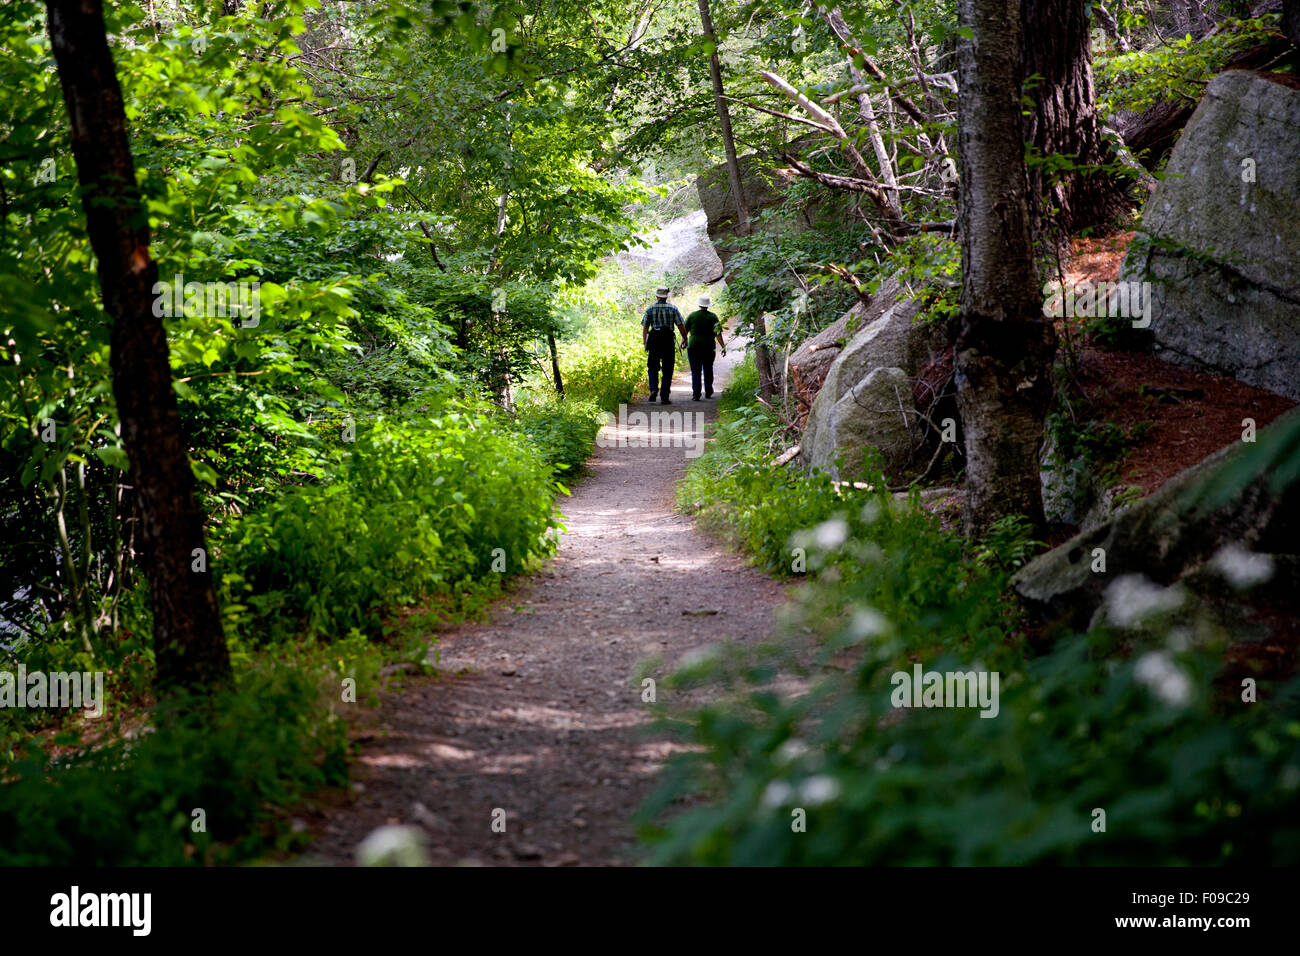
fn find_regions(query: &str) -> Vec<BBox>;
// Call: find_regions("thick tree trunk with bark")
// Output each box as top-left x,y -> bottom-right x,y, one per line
955,0 -> 1058,540
1021,0 -> 1131,237
46,0 -> 232,692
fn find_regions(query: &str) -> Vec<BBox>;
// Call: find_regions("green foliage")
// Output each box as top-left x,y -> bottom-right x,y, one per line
642,623 -> 1300,864
557,335 -> 646,412
546,258 -> 661,411
513,397 -> 607,476
217,410 -> 561,643
722,209 -> 869,352
653,371 -> 1300,866
970,514 -> 1044,574
1096,17 -> 1283,118
876,233 -> 961,329
1045,406 -> 1151,497
0,659 -> 354,865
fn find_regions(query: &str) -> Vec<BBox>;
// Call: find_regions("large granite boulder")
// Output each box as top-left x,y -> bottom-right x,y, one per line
811,294 -> 929,413
802,287 -> 948,480
1013,406 -> 1300,629
1120,71 -> 1300,400
787,278 -> 905,422
803,367 -> 916,481
696,154 -> 787,270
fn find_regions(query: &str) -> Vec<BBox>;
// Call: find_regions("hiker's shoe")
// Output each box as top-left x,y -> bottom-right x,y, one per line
660,397 -> 671,405
648,391 -> 658,402
692,394 -> 701,401
705,390 -> 714,398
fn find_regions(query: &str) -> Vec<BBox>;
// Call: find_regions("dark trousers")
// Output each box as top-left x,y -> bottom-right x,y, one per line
647,336 -> 676,399
688,345 -> 715,398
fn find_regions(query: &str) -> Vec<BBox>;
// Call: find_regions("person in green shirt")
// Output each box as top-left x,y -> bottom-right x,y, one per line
683,295 -> 726,400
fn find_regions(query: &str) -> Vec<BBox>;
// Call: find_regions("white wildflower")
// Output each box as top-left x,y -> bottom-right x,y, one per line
1210,543 -> 1274,590
1134,650 -> 1192,707
799,775 -> 840,806
1104,574 -> 1186,628
760,780 -> 794,809
812,517 -> 849,551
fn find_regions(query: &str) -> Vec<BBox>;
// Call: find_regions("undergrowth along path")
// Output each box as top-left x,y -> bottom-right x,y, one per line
305,347 -> 786,865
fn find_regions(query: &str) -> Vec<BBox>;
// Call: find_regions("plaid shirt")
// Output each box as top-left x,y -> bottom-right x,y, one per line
642,301 -> 684,332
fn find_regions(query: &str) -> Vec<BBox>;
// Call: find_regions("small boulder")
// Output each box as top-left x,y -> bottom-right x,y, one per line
815,296 -> 928,412
788,278 -> 904,420
1013,406 -> 1300,629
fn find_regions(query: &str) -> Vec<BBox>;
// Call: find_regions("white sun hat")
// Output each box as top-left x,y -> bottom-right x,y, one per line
655,285 -> 671,296
697,295 -> 711,308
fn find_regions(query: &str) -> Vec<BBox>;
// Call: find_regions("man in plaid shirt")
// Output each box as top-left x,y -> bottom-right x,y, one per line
641,285 -> 688,404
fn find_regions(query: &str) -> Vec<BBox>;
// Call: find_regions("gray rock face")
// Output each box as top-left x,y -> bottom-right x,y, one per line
1039,431 -> 1135,531
696,143 -> 855,270
1013,406 -> 1300,629
617,210 -> 723,287
788,278 -> 904,416
696,153 -> 787,269
1120,71 -> 1300,399
804,367 -> 915,480
787,308 -> 857,418
815,292 -> 927,412
802,285 -> 946,480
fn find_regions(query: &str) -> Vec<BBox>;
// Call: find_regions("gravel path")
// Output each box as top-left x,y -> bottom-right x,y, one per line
302,346 -> 786,865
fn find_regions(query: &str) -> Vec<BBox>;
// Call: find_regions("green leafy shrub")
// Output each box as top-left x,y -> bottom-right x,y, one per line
1096,17 -> 1282,118
0,660 -> 351,865
217,408 -> 561,642
650,372 -> 1300,865
645,464 -> 1300,864
559,332 -> 646,412
513,397 -> 607,476
642,615 -> 1300,865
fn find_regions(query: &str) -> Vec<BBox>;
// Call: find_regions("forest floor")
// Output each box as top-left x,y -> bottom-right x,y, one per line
1058,233 -> 1295,495
298,345 -> 788,866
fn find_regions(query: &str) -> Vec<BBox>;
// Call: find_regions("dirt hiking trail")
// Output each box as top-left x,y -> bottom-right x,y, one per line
303,347 -> 786,865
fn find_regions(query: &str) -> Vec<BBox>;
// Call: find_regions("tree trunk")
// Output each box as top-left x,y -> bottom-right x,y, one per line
547,333 -> 564,399
1021,0 -> 1131,238
46,0 -> 232,692
698,0 -> 750,236
751,312 -> 778,400
955,0 -> 1058,540
699,0 -> 776,400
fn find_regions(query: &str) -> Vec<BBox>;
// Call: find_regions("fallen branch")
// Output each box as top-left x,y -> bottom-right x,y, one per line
772,445 -> 801,467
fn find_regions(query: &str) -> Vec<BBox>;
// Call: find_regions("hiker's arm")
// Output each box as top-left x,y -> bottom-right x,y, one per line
677,317 -> 688,347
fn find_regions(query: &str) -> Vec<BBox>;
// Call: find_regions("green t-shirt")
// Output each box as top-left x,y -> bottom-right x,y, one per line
684,309 -> 721,349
